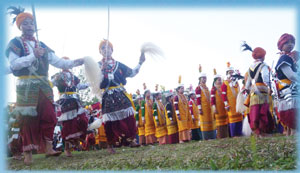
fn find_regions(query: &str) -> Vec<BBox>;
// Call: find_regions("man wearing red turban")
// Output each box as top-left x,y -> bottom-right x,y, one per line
244,47 -> 274,137
6,7 -> 85,165
275,33 -> 298,136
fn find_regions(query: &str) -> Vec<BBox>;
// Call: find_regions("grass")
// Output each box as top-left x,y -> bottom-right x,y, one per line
7,134 -> 297,171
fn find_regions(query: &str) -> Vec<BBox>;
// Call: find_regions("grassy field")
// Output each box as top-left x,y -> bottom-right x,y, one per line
7,135 -> 297,171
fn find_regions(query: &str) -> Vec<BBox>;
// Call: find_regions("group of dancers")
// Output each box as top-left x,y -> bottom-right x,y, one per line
5,6 -> 298,165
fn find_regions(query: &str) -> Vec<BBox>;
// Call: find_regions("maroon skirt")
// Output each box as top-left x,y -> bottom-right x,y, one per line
61,113 -> 88,142
168,132 -> 179,144
279,108 -> 296,129
104,115 -> 137,146
249,103 -> 274,135
20,90 -> 57,152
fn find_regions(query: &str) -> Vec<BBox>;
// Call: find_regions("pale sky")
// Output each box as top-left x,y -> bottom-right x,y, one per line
5,7 -> 297,103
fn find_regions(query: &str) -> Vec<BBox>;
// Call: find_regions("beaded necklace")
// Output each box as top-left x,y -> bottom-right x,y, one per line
101,58 -> 116,73
21,36 -> 38,55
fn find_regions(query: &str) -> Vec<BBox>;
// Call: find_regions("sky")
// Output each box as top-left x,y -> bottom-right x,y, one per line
5,7 -> 297,103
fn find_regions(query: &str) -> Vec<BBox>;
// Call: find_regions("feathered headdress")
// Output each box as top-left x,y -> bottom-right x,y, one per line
199,64 -> 206,78
241,41 -> 266,60
7,6 -> 25,24
155,84 -> 158,92
213,68 -> 221,79
160,85 -> 165,92
226,61 -> 234,72
241,41 -> 253,52
178,75 -> 184,88
143,83 -> 147,91
7,6 -> 33,29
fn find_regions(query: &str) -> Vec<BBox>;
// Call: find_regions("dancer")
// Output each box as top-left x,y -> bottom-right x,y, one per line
143,88 -> 156,145
85,40 -> 161,153
6,7 -> 84,164
242,43 -> 274,136
165,91 -> 179,144
221,62 -> 243,137
188,90 -> 202,140
174,76 -> 191,143
275,33 -> 299,135
196,65 -> 216,140
51,63 -> 89,156
211,69 -> 229,139
153,86 -> 168,145
134,89 -> 146,145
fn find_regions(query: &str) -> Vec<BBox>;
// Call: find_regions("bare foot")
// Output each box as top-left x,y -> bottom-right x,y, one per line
24,151 -> 32,165
45,150 -> 62,158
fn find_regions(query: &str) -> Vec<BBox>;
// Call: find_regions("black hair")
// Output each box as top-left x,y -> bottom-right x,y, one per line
143,90 -> 150,99
212,77 -> 219,88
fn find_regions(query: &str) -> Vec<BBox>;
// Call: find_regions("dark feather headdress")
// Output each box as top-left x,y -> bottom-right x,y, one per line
241,41 -> 253,52
7,6 -> 25,24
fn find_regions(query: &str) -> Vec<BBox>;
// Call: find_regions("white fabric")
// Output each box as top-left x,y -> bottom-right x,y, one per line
9,40 -> 81,71
12,106 -> 37,117
281,64 -> 298,82
277,97 -> 299,111
58,107 -> 86,122
87,118 -> 103,130
224,101 -> 228,106
8,134 -> 19,144
76,83 -> 89,90
130,64 -> 141,77
102,107 -> 135,122
246,61 -> 270,89
242,116 -> 251,136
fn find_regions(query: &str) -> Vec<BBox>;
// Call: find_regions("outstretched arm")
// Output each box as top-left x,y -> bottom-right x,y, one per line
129,52 -> 145,77
49,52 -> 84,69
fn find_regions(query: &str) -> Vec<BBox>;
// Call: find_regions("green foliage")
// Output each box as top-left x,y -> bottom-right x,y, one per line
7,135 -> 296,170
73,67 -> 99,106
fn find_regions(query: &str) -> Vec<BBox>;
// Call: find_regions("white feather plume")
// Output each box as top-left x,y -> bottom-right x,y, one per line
83,56 -> 103,101
141,42 -> 164,59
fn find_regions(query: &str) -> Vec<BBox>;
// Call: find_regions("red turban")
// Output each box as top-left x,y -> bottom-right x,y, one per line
16,12 -> 34,30
277,33 -> 295,51
252,47 -> 266,59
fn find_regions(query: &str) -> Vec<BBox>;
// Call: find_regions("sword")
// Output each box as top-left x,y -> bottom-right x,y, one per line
31,3 -> 40,46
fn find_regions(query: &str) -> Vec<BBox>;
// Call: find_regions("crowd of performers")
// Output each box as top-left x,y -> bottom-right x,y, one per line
5,6 -> 298,165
